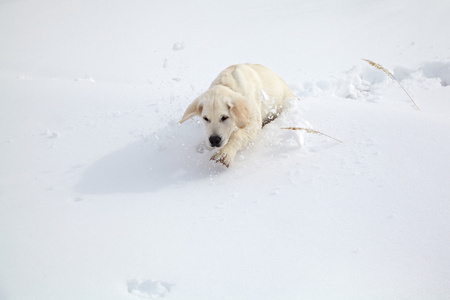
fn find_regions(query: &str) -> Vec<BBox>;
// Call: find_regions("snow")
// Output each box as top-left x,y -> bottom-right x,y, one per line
127,279 -> 172,298
1,0 -> 450,299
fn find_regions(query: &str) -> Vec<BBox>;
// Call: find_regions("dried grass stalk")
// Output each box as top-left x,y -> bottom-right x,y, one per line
363,59 -> 420,110
281,127 -> 343,143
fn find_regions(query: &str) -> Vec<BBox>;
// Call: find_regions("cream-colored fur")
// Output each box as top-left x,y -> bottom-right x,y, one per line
179,64 -> 296,167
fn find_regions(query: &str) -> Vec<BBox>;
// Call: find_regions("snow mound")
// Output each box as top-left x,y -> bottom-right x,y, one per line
258,97 -> 310,150
127,279 -> 172,298
293,61 -> 450,104
172,41 -> 185,51
421,62 -> 450,86
293,64 -> 390,101
393,61 -> 450,87
74,74 -> 96,83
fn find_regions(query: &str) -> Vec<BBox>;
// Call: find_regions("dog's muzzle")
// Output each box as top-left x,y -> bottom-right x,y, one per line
209,135 -> 222,147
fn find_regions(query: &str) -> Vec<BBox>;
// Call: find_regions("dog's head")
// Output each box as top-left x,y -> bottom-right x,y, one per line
179,86 -> 250,148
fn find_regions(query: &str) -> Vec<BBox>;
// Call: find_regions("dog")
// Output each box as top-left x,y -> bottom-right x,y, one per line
179,64 -> 296,167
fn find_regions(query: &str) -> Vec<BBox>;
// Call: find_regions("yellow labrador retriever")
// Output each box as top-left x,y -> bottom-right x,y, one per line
179,64 -> 296,167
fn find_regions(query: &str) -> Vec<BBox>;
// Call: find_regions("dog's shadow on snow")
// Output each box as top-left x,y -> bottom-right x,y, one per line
74,121 -> 224,194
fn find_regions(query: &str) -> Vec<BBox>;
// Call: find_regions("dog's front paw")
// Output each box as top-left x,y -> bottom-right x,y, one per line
210,151 -> 233,168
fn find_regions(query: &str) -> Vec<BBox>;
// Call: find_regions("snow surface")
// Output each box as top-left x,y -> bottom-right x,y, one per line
1,0 -> 450,299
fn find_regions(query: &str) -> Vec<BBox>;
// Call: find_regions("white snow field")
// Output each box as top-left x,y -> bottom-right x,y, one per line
1,0 -> 450,299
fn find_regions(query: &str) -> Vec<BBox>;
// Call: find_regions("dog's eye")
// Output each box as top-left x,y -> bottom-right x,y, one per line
203,116 -> 210,122
221,116 -> 229,122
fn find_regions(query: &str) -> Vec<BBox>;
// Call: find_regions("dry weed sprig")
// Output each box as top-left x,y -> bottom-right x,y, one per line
281,127 -> 343,143
363,59 -> 419,110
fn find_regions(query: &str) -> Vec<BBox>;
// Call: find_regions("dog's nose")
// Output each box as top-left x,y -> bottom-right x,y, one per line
209,135 -> 222,147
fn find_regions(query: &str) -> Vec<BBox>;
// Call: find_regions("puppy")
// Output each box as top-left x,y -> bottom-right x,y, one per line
179,64 -> 296,167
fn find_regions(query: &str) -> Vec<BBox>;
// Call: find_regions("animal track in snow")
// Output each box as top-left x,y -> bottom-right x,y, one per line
172,41 -> 185,51
127,279 -> 172,298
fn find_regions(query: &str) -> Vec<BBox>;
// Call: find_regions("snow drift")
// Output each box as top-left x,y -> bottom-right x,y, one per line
1,0 -> 450,300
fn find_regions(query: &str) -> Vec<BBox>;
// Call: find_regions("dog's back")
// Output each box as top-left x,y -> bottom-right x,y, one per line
211,63 -> 294,98
211,64 -> 295,123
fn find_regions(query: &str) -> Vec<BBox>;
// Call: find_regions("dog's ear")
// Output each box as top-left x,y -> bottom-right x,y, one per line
230,97 -> 250,128
179,97 -> 203,124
